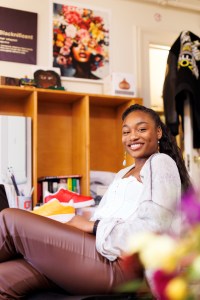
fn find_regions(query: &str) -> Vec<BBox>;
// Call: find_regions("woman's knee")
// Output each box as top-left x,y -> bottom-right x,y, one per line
0,207 -> 12,217
0,259 -> 56,299
0,207 -> 24,220
0,208 -> 30,231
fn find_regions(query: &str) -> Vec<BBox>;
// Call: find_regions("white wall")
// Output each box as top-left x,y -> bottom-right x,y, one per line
0,0 -> 199,106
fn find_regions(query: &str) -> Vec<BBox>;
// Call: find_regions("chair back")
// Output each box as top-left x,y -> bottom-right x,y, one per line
0,184 -> 9,211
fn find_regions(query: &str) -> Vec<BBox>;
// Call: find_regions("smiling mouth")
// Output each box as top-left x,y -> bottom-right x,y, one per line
79,52 -> 87,58
129,143 -> 143,150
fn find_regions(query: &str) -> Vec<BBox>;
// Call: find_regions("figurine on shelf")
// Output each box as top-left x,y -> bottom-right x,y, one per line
20,76 -> 36,87
33,69 -> 65,90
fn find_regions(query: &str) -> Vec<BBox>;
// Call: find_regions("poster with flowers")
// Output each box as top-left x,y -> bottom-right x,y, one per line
53,3 -> 110,80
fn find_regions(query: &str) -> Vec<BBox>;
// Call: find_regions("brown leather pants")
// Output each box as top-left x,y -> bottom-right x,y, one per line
0,208 -> 143,299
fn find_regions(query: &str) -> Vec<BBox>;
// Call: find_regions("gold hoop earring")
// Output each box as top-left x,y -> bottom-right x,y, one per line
158,140 -> 160,152
123,151 -> 127,166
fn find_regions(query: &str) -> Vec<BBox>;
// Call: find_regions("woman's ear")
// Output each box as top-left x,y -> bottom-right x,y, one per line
157,126 -> 162,140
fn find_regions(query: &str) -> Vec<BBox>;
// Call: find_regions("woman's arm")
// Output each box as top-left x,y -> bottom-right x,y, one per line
66,215 -> 95,233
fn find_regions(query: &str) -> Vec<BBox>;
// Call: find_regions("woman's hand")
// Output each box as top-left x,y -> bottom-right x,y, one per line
66,215 -> 94,233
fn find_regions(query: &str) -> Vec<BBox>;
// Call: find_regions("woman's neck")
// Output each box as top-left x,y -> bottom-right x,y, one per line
74,62 -> 91,78
123,159 -> 146,181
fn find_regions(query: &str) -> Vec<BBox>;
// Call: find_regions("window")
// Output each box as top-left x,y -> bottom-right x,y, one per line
149,44 -> 169,111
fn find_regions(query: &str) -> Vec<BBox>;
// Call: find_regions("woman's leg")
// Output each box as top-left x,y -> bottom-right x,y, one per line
0,208 -> 142,297
0,258 -> 59,300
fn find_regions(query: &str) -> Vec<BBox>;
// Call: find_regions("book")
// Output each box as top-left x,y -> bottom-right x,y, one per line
72,178 -> 77,192
42,181 -> 48,202
67,177 -> 72,191
38,175 -> 81,181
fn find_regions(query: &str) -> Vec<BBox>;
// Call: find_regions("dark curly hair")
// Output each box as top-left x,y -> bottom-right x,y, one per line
122,104 -> 191,193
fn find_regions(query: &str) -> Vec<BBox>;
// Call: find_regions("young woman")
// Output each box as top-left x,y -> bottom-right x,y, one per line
0,104 -> 191,299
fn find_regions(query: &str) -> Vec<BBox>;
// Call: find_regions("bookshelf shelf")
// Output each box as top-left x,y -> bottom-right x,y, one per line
0,85 -> 142,206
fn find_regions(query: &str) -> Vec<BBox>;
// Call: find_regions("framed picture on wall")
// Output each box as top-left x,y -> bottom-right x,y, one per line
52,2 -> 110,80
0,7 -> 37,65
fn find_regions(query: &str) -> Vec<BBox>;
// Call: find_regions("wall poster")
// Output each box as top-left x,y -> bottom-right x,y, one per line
0,7 -> 37,65
53,2 -> 110,80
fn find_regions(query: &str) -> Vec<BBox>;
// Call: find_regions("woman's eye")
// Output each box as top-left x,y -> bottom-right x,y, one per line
122,131 -> 129,135
138,128 -> 146,132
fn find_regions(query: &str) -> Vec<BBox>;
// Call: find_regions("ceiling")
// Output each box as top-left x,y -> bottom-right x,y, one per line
128,0 -> 200,12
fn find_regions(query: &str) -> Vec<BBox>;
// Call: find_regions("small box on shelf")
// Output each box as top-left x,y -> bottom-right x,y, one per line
104,72 -> 136,97
0,76 -> 20,86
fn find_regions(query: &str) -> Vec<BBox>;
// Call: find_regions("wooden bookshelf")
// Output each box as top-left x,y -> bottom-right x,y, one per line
0,86 -> 142,206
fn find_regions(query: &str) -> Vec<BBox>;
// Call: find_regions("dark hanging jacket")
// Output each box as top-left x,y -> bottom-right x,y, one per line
163,30 -> 200,148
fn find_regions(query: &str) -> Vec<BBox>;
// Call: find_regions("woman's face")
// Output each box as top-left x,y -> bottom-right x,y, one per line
72,43 -> 91,63
122,110 -> 162,160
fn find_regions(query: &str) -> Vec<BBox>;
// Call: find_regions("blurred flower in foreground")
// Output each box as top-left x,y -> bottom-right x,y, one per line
128,232 -> 178,272
165,276 -> 189,300
153,270 -> 188,300
181,188 -> 200,225
123,189 -> 200,300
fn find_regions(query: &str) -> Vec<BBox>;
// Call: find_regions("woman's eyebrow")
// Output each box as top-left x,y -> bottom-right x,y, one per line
136,121 -> 148,125
122,121 -> 148,128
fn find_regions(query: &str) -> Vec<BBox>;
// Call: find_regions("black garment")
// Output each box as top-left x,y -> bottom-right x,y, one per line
163,30 -> 200,148
0,184 -> 9,211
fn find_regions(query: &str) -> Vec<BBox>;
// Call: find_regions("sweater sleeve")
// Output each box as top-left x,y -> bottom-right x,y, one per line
95,154 -> 181,261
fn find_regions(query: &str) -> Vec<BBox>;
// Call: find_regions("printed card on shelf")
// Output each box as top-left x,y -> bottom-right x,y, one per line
104,72 -> 136,97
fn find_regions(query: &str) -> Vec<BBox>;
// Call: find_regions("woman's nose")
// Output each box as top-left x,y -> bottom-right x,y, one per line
129,130 -> 139,140
80,43 -> 86,50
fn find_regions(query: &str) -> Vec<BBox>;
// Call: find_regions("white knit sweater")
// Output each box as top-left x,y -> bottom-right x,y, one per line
91,153 -> 181,261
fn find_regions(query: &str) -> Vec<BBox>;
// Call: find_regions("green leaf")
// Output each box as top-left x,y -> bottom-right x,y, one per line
116,279 -> 143,293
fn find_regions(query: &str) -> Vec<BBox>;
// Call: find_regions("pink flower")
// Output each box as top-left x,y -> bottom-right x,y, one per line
78,19 -> 91,31
92,16 -> 103,25
63,10 -> 82,25
152,270 -> 177,300
95,44 -> 105,55
181,189 -> 200,225
56,55 -> 67,65
64,37 -> 73,48
60,45 -> 71,56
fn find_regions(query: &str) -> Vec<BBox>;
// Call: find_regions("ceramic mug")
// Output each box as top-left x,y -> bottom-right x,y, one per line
17,196 -> 32,211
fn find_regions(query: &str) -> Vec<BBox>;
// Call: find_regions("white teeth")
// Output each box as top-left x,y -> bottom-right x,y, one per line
130,144 -> 142,149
